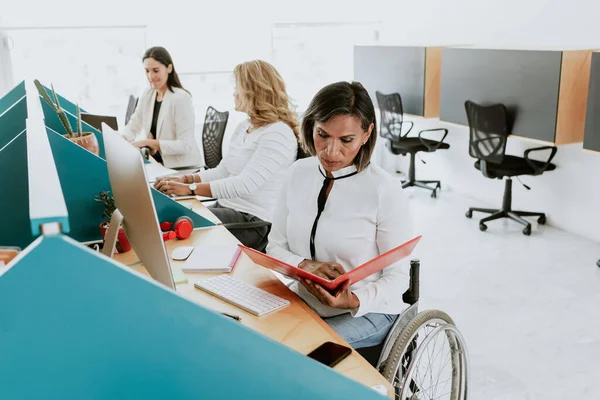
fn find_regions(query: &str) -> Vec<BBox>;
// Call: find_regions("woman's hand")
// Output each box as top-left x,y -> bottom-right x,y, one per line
298,260 -> 345,280
300,279 -> 360,310
154,175 -> 184,189
154,180 -> 192,196
132,139 -> 160,153
298,260 -> 360,309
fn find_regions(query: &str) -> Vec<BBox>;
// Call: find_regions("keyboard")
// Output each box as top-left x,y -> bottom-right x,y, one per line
194,275 -> 290,317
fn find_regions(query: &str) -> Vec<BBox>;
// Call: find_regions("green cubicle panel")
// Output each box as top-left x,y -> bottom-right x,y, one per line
0,234 -> 383,400
0,124 -> 213,248
0,132 -> 35,249
0,81 -> 25,115
0,96 -> 27,150
46,127 -> 214,244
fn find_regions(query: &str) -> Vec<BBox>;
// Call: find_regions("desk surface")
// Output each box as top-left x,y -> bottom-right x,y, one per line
113,199 -> 394,397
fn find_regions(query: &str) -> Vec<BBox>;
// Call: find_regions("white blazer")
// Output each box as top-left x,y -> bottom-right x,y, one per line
122,87 -> 201,168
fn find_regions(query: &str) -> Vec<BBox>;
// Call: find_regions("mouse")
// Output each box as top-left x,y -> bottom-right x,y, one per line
171,246 -> 195,261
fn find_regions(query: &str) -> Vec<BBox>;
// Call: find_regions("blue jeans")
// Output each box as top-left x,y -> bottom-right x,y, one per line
324,313 -> 398,349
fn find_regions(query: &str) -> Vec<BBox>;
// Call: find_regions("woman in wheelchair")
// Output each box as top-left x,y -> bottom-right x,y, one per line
267,81 -> 413,349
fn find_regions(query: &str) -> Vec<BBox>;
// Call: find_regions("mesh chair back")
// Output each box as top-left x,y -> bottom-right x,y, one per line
376,91 -> 405,141
125,95 -> 138,125
464,101 -> 509,164
202,106 -> 229,169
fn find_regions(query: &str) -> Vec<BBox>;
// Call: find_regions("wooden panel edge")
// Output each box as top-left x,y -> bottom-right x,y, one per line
555,50 -> 592,145
424,47 -> 442,118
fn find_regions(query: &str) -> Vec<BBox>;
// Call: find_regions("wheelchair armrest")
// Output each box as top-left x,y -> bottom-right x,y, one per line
402,259 -> 420,305
418,128 -> 449,151
523,146 -> 557,176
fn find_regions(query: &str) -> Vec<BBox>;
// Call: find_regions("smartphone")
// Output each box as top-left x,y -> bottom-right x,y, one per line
307,341 -> 352,368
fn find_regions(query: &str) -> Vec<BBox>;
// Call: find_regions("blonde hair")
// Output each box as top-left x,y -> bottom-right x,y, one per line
234,60 -> 299,137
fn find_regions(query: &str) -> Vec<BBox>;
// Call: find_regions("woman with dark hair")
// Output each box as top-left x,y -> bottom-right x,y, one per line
266,81 -> 413,349
121,46 -> 200,168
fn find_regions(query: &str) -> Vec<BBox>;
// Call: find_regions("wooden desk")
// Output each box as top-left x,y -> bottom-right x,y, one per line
114,199 -> 394,398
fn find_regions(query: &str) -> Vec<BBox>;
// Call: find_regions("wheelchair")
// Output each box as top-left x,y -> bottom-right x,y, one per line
357,260 -> 470,400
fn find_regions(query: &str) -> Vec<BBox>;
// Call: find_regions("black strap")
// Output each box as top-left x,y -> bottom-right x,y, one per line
309,167 -> 358,260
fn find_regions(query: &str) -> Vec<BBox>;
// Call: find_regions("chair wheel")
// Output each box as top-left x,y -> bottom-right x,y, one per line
538,215 -> 546,225
479,223 -> 487,231
523,225 -> 532,236
597,259 -> 600,268
465,210 -> 473,219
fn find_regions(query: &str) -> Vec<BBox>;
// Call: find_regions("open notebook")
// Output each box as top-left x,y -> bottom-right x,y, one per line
239,235 -> 422,291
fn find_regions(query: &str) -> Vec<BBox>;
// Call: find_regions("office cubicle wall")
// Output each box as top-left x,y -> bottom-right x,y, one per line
354,46 -> 426,116
440,48 -> 592,145
584,52 -> 600,152
440,48 -> 562,142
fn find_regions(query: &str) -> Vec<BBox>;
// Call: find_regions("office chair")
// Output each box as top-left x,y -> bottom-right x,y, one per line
376,91 -> 449,198
202,106 -> 229,169
464,100 -> 557,235
125,95 -> 138,125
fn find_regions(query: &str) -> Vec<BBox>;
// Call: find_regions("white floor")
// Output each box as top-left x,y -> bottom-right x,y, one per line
405,184 -> 600,400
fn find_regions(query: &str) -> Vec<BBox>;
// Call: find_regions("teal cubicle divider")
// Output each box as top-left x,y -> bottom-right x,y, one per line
0,81 -> 25,115
0,234 -> 382,400
46,127 -> 214,243
41,99 -> 106,159
0,96 -> 27,150
0,132 -> 35,249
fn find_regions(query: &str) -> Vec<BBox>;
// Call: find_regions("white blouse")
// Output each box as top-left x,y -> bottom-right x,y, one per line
199,120 -> 297,222
267,157 -> 414,318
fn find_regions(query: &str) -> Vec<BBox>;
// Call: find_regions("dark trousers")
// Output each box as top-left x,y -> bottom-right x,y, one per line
208,203 -> 270,252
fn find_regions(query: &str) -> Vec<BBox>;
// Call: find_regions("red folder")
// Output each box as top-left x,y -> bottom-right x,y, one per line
238,235 -> 421,291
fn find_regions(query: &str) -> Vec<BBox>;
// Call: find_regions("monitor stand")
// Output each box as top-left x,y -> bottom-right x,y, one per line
101,209 -> 124,258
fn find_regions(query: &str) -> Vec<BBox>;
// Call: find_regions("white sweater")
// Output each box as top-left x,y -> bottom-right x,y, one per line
199,120 -> 297,222
266,157 -> 414,318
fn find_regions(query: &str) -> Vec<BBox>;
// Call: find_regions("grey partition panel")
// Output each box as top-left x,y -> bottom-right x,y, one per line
354,46 -> 425,116
440,48 -> 562,142
584,53 -> 600,152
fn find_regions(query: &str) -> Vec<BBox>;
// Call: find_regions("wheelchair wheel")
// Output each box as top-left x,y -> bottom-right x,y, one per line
381,310 -> 469,400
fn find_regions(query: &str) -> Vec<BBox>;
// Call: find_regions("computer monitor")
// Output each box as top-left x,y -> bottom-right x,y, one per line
81,113 -> 119,132
100,123 -> 175,289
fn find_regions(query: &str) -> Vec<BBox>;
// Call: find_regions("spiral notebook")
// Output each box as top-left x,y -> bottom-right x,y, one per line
181,243 -> 242,273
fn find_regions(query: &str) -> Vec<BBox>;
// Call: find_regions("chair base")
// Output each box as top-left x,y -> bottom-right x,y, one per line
401,153 -> 442,198
466,178 -> 546,236
402,179 -> 441,198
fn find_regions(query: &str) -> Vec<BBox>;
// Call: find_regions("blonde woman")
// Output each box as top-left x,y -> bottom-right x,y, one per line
155,60 -> 298,251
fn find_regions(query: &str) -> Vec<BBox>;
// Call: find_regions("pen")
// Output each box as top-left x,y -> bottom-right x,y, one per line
221,312 -> 241,322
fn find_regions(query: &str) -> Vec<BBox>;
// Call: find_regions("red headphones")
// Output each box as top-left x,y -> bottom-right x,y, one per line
160,216 -> 194,241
